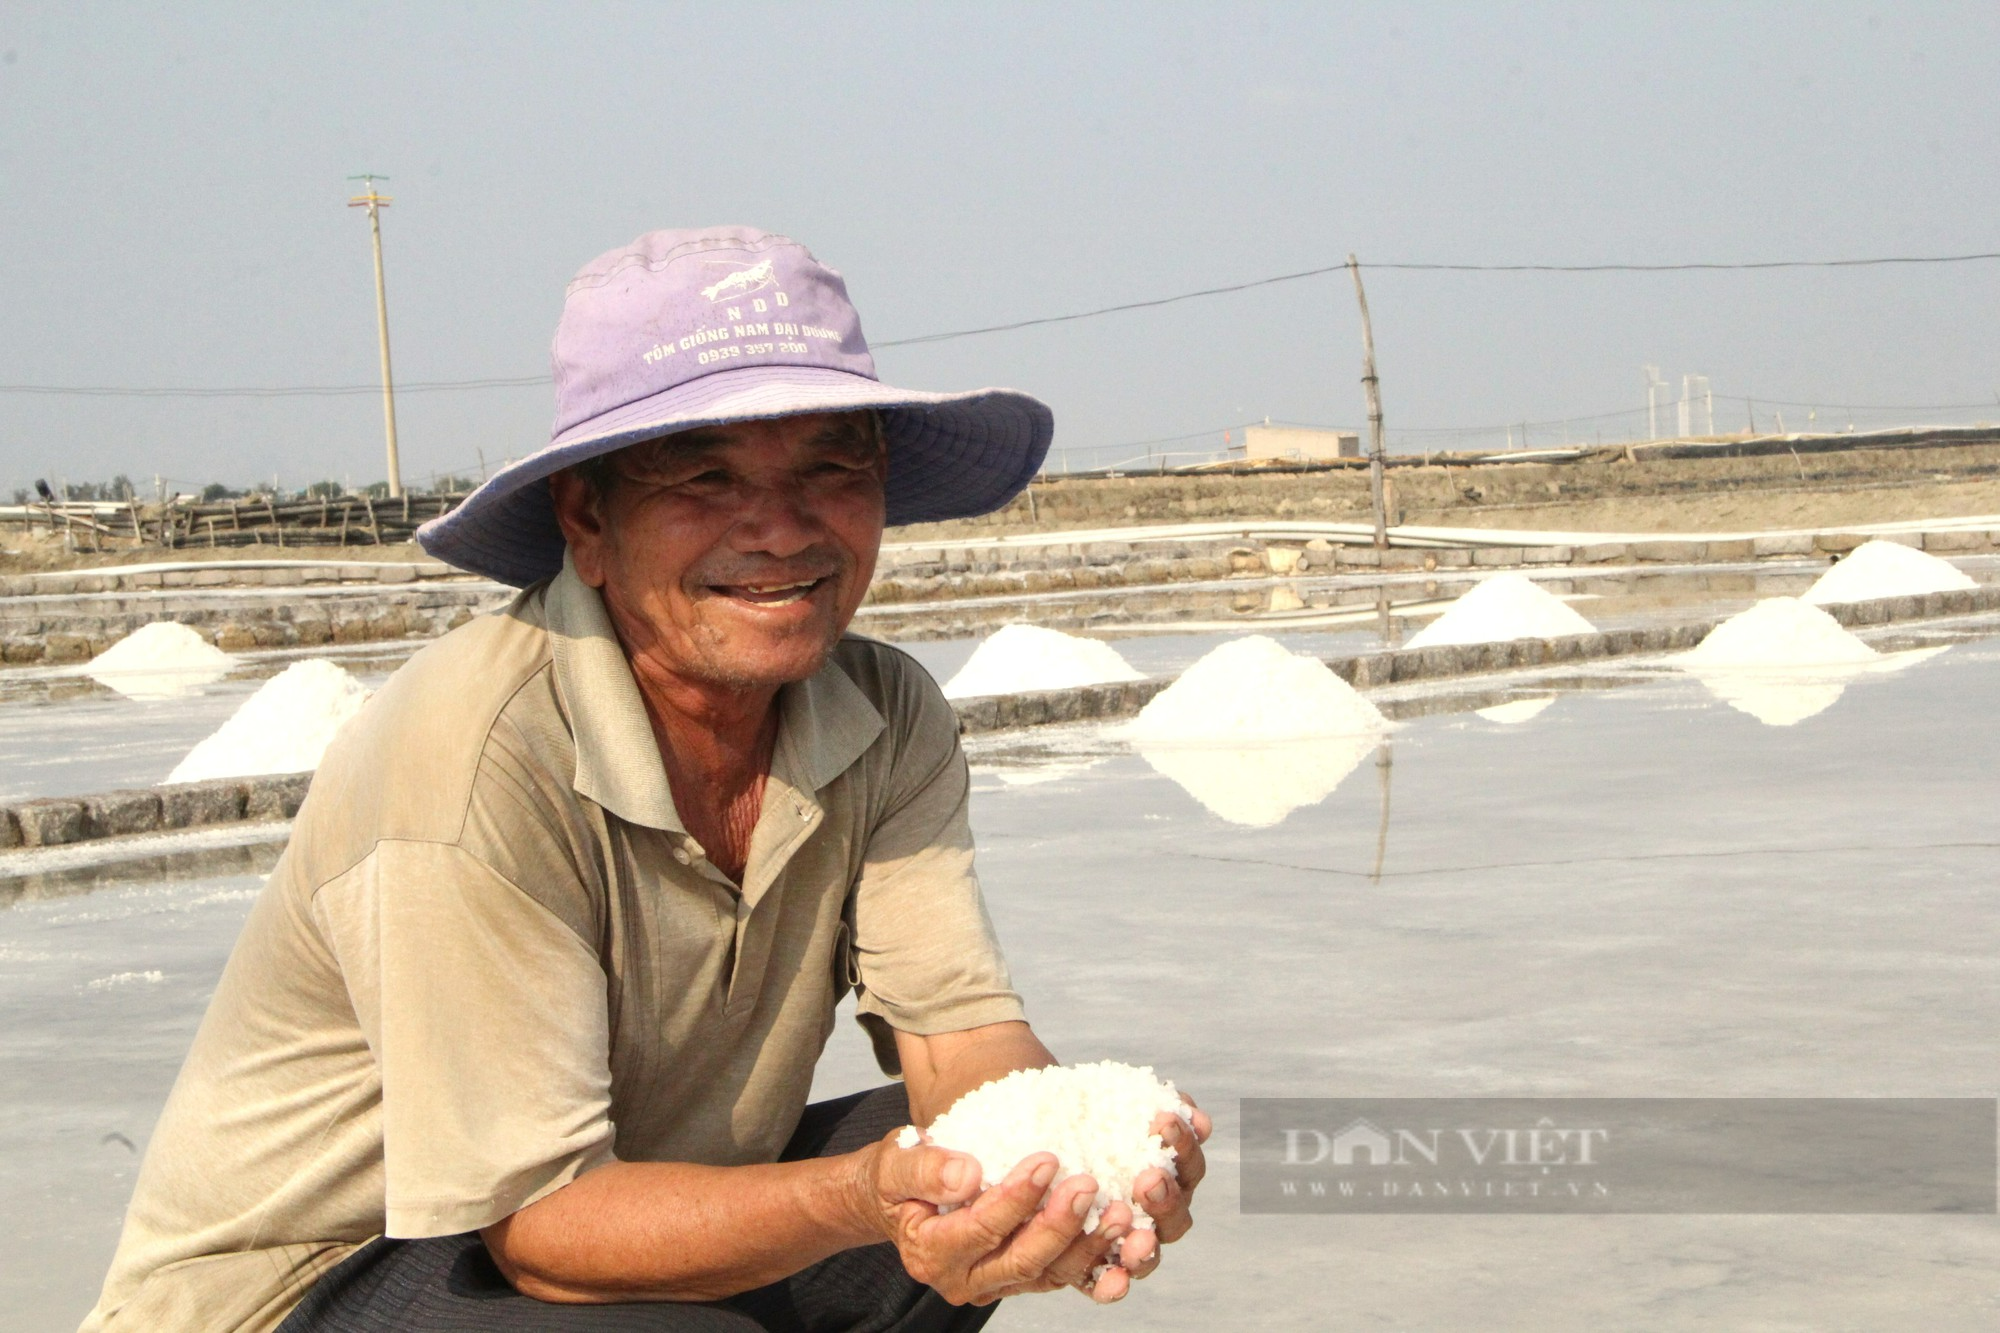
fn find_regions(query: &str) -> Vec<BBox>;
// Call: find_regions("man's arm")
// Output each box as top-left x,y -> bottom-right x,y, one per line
481,1021 -> 1101,1306
895,1018 -> 1058,1125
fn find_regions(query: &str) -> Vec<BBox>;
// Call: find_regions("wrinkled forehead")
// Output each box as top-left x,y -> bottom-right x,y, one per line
615,409 -> 883,472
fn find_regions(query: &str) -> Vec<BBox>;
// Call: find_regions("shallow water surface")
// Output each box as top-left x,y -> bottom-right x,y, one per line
5,633 -> 1998,1329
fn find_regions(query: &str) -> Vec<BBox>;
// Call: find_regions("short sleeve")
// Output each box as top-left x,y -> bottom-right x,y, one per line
311,839 -> 618,1237
849,664 -> 1026,1071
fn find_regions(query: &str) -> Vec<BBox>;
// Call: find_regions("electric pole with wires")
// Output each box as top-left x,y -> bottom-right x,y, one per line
347,174 -> 404,498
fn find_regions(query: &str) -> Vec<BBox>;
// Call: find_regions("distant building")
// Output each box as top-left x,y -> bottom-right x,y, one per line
1243,425 -> 1361,462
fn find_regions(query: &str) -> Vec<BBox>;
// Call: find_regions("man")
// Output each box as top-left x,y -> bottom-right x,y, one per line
82,227 -> 1207,1332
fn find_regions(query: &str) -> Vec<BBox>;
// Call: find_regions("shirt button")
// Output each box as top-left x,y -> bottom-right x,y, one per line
671,847 -> 692,866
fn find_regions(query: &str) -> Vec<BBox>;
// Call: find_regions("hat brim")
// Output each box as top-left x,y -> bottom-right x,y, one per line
417,364 -> 1053,587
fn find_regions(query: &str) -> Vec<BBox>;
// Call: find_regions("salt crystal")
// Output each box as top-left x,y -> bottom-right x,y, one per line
899,1061 -> 1190,1234
1403,573 -> 1595,649
941,624 -> 1144,700
166,660 -> 371,784
1802,539 -> 1977,605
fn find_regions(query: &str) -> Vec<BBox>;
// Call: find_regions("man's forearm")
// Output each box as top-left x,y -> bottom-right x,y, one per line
898,1020 -> 1059,1126
481,1152 -> 882,1303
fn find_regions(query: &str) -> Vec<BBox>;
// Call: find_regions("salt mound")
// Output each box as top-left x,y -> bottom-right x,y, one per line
941,624 -> 1144,700
897,1061 -> 1190,1233
1802,539 -> 1976,605
1126,636 -> 1386,742
1680,598 -> 1877,669
1403,573 -> 1595,649
166,659 -> 371,784
87,622 -> 233,700
1136,733 -> 1377,827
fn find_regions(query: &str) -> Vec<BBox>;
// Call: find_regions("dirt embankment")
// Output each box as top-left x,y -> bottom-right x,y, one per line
897,439 -> 2000,541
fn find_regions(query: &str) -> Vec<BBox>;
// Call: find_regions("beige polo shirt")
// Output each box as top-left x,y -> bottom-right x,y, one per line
82,563 -> 1024,1333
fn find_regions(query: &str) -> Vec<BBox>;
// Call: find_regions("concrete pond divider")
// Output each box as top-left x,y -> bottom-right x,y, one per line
5,584 -> 1995,857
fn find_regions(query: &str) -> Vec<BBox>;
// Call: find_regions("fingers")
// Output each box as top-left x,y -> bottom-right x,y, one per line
1157,1113 -> 1208,1196
1133,1165 -> 1194,1244
960,1164 -> 1093,1292
1038,1192 -> 1127,1292
875,1131 -> 984,1210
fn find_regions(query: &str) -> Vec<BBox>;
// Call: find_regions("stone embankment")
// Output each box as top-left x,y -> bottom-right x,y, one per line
8,584 -> 1994,854
861,526 -> 1999,605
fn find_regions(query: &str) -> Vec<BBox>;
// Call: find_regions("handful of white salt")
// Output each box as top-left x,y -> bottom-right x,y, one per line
896,1061 -> 1190,1234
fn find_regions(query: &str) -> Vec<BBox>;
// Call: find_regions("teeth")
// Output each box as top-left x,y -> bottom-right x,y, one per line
741,580 -> 816,594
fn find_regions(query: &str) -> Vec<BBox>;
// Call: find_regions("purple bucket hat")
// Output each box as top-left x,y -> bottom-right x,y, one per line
417,226 -> 1053,587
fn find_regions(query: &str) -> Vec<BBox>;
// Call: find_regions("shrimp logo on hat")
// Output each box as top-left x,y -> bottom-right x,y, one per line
699,259 -> 778,303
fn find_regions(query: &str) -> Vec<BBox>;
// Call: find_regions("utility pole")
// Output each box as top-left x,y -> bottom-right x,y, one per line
347,174 -> 403,498
1346,255 -> 1389,549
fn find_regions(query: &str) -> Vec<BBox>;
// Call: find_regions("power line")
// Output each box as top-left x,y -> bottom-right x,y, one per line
874,250 -> 2000,349
6,247 -> 1999,397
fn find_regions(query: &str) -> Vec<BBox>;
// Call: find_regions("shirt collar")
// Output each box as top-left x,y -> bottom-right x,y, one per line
545,553 -> 886,831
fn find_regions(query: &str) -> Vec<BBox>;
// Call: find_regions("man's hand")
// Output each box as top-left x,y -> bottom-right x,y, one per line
1086,1097 -> 1211,1300
855,1133 -> 1130,1305
852,1091 -> 1212,1306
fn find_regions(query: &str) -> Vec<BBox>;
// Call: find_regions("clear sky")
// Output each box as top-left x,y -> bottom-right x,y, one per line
3,2 -> 1996,493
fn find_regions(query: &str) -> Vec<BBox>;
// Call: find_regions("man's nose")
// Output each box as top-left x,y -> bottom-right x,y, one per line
728,479 -> 824,558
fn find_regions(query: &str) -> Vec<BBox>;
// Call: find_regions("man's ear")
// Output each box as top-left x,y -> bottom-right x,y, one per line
547,470 -> 610,587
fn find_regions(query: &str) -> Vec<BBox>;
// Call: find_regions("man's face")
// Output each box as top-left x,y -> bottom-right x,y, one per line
549,411 -> 887,692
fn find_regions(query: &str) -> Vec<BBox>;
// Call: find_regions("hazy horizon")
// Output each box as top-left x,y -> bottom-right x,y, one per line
4,2 -> 1998,494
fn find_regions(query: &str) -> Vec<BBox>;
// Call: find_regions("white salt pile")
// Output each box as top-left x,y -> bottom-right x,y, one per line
1802,539 -> 1977,606
941,624 -> 1144,700
167,659 -> 371,784
86,622 -> 233,701
1680,597 -> 1877,669
898,1061 -> 1190,1234
1126,635 -> 1386,743
1403,573 -> 1596,649
1675,596 -> 1953,726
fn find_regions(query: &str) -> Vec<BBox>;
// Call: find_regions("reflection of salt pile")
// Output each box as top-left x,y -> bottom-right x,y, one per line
1677,597 -> 1946,727
1403,573 -> 1595,649
166,660 -> 372,783
86,622 -> 233,701
1475,696 -> 1556,725
1124,636 -> 1388,827
942,624 -> 1145,700
1802,539 -> 1977,605
898,1061 -> 1189,1233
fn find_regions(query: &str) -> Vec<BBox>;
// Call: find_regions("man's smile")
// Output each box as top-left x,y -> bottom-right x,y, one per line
708,576 -> 832,608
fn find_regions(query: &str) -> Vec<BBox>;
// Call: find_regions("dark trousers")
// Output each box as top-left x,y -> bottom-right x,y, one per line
278,1085 -> 994,1333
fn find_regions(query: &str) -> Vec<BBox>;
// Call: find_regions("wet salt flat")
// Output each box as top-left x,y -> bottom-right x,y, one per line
0,662 -> 397,801
4,628 -> 1999,1328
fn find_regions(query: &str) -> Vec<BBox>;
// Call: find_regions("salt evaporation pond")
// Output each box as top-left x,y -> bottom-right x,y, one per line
9,628 -> 2000,1329
1803,539 -> 1977,605
1402,572 -> 1595,649
942,623 -> 1144,699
